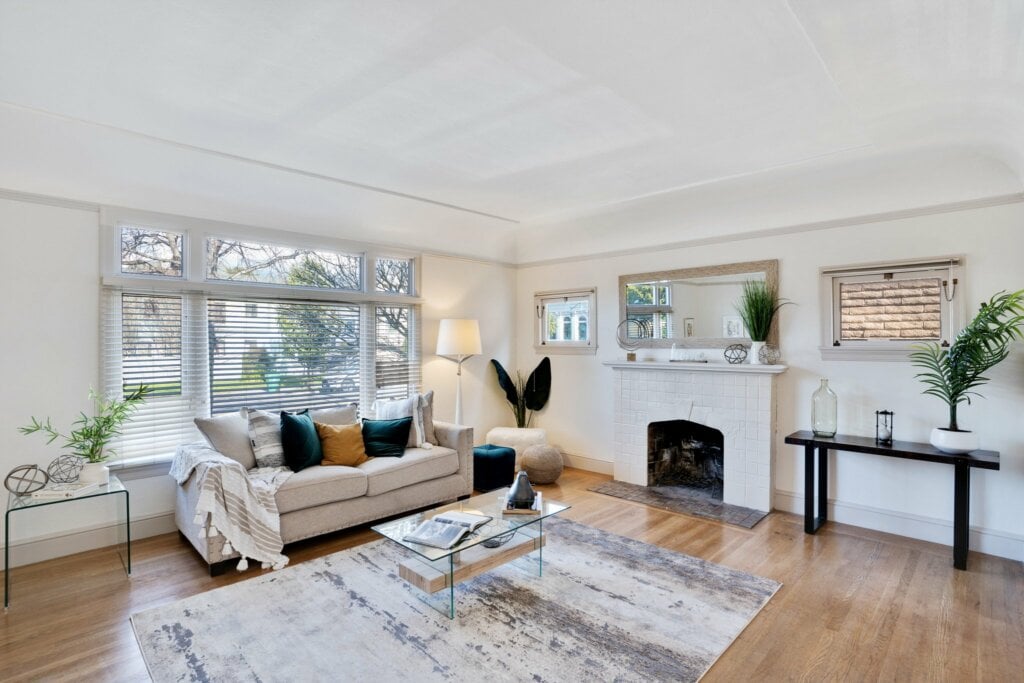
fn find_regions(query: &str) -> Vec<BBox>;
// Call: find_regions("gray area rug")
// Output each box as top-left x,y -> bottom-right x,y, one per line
589,480 -> 768,528
132,518 -> 779,682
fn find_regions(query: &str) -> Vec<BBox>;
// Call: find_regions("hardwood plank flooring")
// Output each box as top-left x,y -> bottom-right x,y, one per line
1,467 -> 1021,681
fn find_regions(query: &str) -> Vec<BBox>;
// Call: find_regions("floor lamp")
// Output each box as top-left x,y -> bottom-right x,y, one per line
436,319 -> 482,426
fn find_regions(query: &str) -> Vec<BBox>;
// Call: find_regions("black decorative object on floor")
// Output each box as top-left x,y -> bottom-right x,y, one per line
588,480 -> 767,529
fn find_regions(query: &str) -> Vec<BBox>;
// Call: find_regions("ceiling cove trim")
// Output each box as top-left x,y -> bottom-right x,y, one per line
514,192 -> 1024,269
0,99 -> 520,225
0,187 -> 100,213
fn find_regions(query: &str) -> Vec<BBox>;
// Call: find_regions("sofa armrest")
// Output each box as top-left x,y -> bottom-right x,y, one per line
433,421 -> 473,493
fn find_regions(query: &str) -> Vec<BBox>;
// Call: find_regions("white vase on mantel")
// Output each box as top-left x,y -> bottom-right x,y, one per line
78,461 -> 110,486
749,341 -> 766,364
929,427 -> 978,454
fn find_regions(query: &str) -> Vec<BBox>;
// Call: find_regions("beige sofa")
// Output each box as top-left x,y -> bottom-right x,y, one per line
175,421 -> 473,575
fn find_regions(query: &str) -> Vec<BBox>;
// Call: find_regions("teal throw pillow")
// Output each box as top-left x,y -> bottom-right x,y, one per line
362,417 -> 412,458
280,410 -> 323,472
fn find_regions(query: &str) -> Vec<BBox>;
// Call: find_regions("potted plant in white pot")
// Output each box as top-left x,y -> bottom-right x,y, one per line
910,290 -> 1024,453
736,280 -> 789,364
487,358 -> 552,465
19,385 -> 150,484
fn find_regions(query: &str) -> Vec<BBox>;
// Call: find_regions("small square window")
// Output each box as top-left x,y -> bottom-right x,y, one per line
120,226 -> 184,277
536,289 -> 597,354
375,258 -> 412,294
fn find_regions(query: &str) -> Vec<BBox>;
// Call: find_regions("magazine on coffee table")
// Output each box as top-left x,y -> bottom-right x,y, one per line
403,511 -> 492,549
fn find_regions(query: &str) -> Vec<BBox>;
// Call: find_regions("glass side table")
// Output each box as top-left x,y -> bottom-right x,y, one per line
5,473 -> 131,609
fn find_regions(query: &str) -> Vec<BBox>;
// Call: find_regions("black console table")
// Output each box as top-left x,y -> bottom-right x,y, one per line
784,431 -> 1000,570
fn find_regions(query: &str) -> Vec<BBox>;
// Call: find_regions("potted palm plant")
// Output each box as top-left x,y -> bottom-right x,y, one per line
910,290 -> 1024,453
490,358 -> 552,428
487,358 -> 552,465
736,280 -> 789,364
20,386 -> 150,484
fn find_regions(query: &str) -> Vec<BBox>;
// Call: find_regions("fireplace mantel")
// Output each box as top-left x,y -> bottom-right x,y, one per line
603,361 -> 787,374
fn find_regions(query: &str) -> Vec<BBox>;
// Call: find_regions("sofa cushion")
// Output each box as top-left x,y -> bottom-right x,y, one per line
359,445 -> 460,496
275,466 -> 368,514
372,397 -> 424,448
245,408 -> 286,468
316,421 -> 368,467
310,403 -> 358,426
194,413 -> 256,470
362,417 -> 412,458
281,411 -> 323,472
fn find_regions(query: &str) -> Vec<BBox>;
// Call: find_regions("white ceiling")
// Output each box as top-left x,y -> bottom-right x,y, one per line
0,0 -> 1022,261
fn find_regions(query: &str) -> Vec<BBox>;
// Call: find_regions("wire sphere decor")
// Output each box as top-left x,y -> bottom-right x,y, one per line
47,454 -> 85,483
616,318 -> 653,351
5,464 -> 50,495
724,344 -> 748,364
758,344 -> 782,365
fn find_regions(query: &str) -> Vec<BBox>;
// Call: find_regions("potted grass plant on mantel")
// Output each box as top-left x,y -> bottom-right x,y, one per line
736,280 -> 790,364
19,385 -> 151,484
910,290 -> 1024,453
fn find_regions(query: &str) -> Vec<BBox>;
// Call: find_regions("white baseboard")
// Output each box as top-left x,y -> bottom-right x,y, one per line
4,512 -> 176,569
561,452 -> 614,475
773,489 -> 1024,562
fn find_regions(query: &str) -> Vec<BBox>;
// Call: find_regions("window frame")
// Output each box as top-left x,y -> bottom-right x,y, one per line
819,257 -> 965,362
99,209 -> 424,460
534,288 -> 598,355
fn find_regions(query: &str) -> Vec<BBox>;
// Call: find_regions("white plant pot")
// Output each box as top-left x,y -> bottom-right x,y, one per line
485,427 -> 547,468
78,461 -> 110,486
749,341 -> 766,364
929,427 -> 978,454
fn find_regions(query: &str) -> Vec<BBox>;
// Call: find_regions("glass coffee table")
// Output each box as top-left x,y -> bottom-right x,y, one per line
372,487 -> 569,619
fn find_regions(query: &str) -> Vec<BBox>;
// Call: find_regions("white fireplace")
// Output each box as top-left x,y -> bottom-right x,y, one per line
604,361 -> 787,512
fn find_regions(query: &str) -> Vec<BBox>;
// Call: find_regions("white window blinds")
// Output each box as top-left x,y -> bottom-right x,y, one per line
207,298 -> 362,414
102,289 -> 421,460
102,291 -> 205,459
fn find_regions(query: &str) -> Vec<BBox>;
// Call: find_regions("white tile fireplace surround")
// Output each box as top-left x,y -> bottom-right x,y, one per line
604,361 -> 787,512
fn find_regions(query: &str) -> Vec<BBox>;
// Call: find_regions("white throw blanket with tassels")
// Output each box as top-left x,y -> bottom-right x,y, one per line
171,442 -> 293,572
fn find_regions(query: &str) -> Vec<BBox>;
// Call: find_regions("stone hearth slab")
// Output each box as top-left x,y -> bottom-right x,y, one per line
589,480 -> 768,529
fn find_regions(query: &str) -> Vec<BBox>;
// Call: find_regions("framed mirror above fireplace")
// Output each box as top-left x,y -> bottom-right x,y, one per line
618,258 -> 779,349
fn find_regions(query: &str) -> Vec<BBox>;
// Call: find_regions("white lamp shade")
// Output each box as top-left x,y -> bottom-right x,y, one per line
436,319 -> 482,357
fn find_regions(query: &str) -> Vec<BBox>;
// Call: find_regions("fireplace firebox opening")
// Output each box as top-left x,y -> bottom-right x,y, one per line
647,419 -> 724,500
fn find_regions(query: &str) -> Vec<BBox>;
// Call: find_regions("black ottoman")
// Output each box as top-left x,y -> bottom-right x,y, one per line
473,444 -> 516,492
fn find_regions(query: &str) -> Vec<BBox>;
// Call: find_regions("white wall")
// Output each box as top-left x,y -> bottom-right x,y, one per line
0,196 -> 515,562
516,202 -> 1024,560
420,254 -> 517,439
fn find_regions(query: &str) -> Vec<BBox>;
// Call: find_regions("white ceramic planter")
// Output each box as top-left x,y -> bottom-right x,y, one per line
78,461 -> 110,485
485,427 -> 547,468
929,427 -> 978,454
749,341 -> 766,365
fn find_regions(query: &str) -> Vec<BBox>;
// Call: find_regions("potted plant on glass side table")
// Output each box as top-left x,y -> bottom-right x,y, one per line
19,385 -> 151,484
910,290 -> 1024,453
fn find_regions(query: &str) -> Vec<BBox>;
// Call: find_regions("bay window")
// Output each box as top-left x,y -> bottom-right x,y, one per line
102,223 -> 420,459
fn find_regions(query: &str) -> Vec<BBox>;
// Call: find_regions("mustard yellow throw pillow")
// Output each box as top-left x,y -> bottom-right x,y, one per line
315,421 -> 369,467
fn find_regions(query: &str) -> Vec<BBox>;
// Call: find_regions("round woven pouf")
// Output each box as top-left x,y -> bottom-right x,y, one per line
520,444 -> 564,484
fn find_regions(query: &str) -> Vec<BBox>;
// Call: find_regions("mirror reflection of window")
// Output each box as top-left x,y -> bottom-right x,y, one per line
625,282 -> 673,338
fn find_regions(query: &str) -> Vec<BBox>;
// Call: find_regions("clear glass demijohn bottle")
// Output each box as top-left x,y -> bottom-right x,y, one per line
811,378 -> 838,437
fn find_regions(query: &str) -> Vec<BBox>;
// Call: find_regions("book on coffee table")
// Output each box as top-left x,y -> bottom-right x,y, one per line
403,520 -> 472,549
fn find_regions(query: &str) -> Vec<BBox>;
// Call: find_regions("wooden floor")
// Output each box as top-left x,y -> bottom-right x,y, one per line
1,467 -> 1021,682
